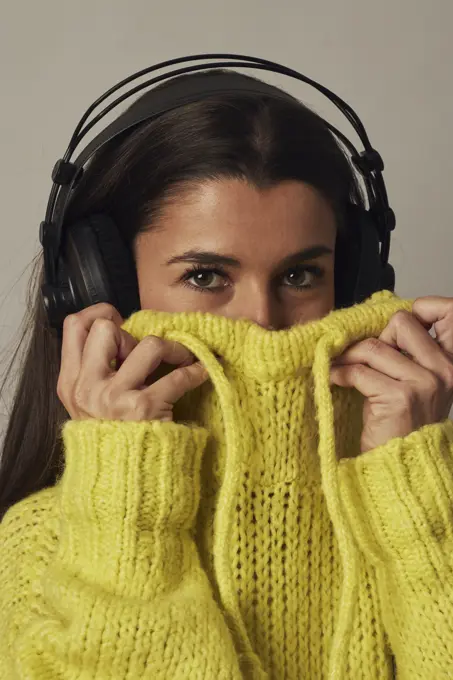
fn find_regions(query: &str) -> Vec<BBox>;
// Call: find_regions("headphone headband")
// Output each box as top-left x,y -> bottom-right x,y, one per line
39,53 -> 396,330
45,73 -> 301,272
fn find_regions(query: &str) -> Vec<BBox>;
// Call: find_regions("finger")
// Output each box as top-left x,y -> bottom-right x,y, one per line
81,318 -> 137,382
111,336 -> 195,392
144,361 -> 209,406
379,310 -> 452,379
412,296 -> 453,357
60,304 -> 124,386
412,296 -> 453,325
157,338 -> 197,366
330,363 -> 396,397
333,338 -> 428,382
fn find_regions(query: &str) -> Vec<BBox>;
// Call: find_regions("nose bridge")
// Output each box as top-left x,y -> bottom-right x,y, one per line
237,280 -> 279,330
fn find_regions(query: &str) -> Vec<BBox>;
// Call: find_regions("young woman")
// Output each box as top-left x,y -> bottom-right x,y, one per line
0,62 -> 452,680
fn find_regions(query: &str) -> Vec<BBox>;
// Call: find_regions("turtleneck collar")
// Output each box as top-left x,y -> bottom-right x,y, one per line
122,290 -> 412,680
123,291 -> 410,381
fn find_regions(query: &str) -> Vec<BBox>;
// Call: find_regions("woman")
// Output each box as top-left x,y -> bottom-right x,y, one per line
0,64 -> 452,679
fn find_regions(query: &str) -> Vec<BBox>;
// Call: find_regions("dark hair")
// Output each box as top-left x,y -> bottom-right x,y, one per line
0,69 -> 364,519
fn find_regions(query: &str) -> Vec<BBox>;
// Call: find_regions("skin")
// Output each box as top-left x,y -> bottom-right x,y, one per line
331,301 -> 453,451
58,178 -> 453,453
58,179 -> 337,424
135,179 -> 337,329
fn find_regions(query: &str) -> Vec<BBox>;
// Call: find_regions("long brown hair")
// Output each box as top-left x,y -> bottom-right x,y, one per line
0,69 -> 364,519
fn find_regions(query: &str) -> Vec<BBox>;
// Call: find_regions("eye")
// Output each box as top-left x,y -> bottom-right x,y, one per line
180,265 -> 229,293
281,265 -> 323,290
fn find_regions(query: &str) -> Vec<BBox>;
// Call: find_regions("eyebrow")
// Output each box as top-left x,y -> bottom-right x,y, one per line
166,245 -> 333,269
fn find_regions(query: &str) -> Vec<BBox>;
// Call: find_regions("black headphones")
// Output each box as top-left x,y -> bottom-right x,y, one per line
39,53 -> 396,335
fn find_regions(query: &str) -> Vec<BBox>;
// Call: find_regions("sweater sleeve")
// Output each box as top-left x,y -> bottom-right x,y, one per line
0,419 -> 243,679
337,419 -> 453,679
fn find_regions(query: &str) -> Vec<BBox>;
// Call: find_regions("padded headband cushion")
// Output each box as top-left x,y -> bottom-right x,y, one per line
75,72 -> 298,169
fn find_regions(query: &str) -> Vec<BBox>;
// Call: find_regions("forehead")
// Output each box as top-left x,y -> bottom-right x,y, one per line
141,178 -> 337,262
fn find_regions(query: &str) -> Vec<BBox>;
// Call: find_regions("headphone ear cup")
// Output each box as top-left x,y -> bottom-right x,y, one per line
335,205 -> 385,308
63,215 -> 141,320
334,205 -> 361,308
381,262 -> 395,293
352,208 -> 382,304
334,233 -> 359,309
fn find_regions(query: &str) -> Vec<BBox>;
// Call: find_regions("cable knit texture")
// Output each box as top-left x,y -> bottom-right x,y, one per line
1,291 -> 452,679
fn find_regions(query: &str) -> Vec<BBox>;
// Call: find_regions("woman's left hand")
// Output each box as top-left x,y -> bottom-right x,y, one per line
330,296 -> 453,453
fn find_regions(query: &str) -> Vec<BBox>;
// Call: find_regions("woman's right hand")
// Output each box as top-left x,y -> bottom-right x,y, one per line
57,303 -> 209,422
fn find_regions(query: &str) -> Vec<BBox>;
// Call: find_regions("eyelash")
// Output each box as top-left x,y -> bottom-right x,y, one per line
180,264 -> 324,294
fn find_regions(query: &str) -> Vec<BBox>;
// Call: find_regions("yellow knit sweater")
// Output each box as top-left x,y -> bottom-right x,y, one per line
1,291 -> 453,679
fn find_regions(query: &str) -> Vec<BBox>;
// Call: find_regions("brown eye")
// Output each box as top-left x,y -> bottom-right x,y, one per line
181,266 -> 229,293
189,271 -> 218,288
282,266 -> 323,290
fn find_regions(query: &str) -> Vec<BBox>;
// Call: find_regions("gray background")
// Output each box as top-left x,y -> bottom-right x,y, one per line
0,0 -> 452,421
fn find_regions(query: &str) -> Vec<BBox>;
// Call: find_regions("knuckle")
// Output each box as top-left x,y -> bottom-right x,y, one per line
140,335 -> 164,352
391,310 -> 412,330
92,302 -> 118,316
91,317 -> 114,333
130,392 -> 153,420
100,380 -> 126,415
424,373 -> 441,396
63,304 -> 122,335
363,337 -> 382,355
171,365 -> 192,388
395,384 -> 415,411
164,337 -> 184,355
84,302 -> 120,321
62,313 -> 81,332
351,364 -> 367,380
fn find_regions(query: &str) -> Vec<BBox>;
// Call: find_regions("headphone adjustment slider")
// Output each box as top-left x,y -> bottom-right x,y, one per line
51,159 -> 79,186
39,220 -> 53,247
352,149 -> 384,175
383,207 -> 396,232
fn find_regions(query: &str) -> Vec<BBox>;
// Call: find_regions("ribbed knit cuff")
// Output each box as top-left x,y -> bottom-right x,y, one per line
338,420 -> 453,567
58,419 -> 208,585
